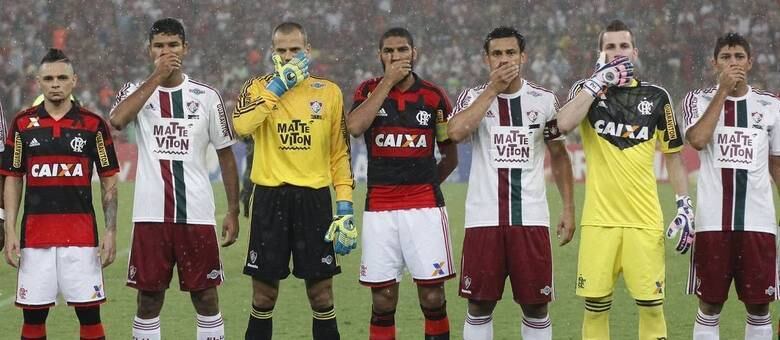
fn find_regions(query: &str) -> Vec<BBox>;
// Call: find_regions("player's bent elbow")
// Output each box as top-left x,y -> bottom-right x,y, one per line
685,135 -> 707,151
108,116 -> 125,131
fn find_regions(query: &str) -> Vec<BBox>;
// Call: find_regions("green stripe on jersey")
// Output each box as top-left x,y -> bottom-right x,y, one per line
172,90 -> 187,223
510,97 -> 523,225
733,100 -> 748,230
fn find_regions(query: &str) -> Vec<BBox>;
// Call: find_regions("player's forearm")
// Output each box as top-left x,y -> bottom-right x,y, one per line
217,147 -> 240,215
109,78 -> 163,130
447,89 -> 498,143
0,176 -> 5,209
686,89 -> 728,150
347,80 -> 394,137
100,175 -> 118,231
556,91 -> 595,134
769,156 -> 780,194
436,143 -> 459,183
549,142 -> 575,211
664,152 -> 689,196
3,176 -> 22,236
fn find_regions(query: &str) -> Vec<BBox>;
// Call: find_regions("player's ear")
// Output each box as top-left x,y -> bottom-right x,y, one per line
632,48 -> 639,61
520,51 -> 527,64
412,47 -> 418,62
182,41 -> 189,56
482,53 -> 489,68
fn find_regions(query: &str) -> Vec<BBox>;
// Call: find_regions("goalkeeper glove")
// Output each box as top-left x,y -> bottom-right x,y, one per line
666,195 -> 695,254
324,201 -> 358,255
266,51 -> 310,97
581,53 -> 634,98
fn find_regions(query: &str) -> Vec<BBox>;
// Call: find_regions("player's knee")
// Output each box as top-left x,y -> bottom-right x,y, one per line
371,287 -> 398,313
136,290 -> 165,318
697,300 -> 724,316
190,288 -> 220,315
252,290 -> 278,310
74,306 -> 101,325
417,285 -> 446,310
467,299 -> 497,317
520,303 -> 549,319
307,289 -> 335,310
744,303 -> 769,316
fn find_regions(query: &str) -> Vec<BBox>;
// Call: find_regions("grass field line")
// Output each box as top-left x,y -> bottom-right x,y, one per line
0,247 -> 131,308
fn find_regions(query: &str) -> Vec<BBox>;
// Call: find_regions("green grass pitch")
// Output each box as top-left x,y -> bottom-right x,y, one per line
0,182 -> 772,338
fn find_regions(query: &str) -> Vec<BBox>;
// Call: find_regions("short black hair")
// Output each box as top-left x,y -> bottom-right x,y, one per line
598,19 -> 636,50
40,48 -> 71,65
714,32 -> 751,59
149,17 -> 186,44
379,27 -> 414,49
273,22 -> 307,45
483,26 -> 525,54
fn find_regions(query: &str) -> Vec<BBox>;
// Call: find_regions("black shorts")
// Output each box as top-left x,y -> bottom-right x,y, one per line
243,184 -> 340,281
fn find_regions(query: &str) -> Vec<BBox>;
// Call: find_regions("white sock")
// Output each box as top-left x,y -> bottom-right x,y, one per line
693,308 -> 719,340
464,312 -> 493,340
521,314 -> 552,340
197,313 -> 225,340
745,312 -> 772,340
132,316 -> 161,340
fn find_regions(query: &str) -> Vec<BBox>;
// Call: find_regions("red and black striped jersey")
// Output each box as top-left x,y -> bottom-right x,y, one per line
1,104 -> 119,248
352,73 -> 452,211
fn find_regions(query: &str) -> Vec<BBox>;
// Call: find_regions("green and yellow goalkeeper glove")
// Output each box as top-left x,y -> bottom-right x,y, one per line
266,51 -> 310,97
324,201 -> 358,255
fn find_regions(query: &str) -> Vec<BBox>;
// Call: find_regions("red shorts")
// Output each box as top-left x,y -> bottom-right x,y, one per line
127,222 -> 223,292
689,231 -> 777,304
459,226 -> 553,304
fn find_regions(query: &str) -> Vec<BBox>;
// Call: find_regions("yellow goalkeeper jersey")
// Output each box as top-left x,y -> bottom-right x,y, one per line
232,74 -> 354,202
569,79 -> 683,230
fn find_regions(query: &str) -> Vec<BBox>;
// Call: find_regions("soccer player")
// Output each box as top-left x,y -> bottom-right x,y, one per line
232,22 -> 354,340
556,20 -> 692,340
447,26 -> 575,340
109,18 -> 239,340
683,33 -> 779,340
347,27 -> 458,340
2,48 -> 119,340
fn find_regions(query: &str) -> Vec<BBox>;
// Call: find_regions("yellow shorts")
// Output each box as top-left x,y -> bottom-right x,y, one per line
576,226 -> 665,300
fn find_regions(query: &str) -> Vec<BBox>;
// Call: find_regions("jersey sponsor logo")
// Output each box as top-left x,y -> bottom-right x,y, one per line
370,127 -> 432,158
310,100 -> 323,119
189,88 -> 205,95
96,132 -> 110,167
431,261 -> 446,276
528,90 -> 543,97
637,98 -> 654,115
70,136 -> 86,153
593,120 -> 650,140
714,127 -> 759,169
13,132 -> 22,168
27,117 -> 40,128
757,99 -> 771,107
664,103 -> 678,140
310,82 -> 325,89
277,120 -> 312,150
416,110 -> 431,126
217,103 -> 229,137
31,163 -> 84,177
29,138 -> 40,147
490,126 -> 534,168
153,120 -> 191,156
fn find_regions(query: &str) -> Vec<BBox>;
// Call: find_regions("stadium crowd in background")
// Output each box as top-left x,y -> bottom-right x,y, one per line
1,0 -> 778,129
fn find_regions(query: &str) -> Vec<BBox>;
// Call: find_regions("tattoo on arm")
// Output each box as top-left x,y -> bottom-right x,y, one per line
101,180 -> 118,231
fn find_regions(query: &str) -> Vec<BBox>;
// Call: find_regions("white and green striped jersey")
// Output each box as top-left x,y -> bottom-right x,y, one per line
112,74 -> 237,225
450,80 -> 563,228
683,85 -> 780,234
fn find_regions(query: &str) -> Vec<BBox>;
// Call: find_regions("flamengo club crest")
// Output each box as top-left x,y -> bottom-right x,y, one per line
637,98 -> 653,115
416,110 -> 431,125
70,136 -> 86,152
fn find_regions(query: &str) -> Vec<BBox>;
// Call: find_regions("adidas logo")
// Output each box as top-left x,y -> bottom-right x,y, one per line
29,138 -> 40,147
377,108 -> 388,117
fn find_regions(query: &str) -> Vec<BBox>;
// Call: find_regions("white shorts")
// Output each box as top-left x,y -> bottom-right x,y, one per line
359,207 -> 455,286
16,247 -> 106,308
